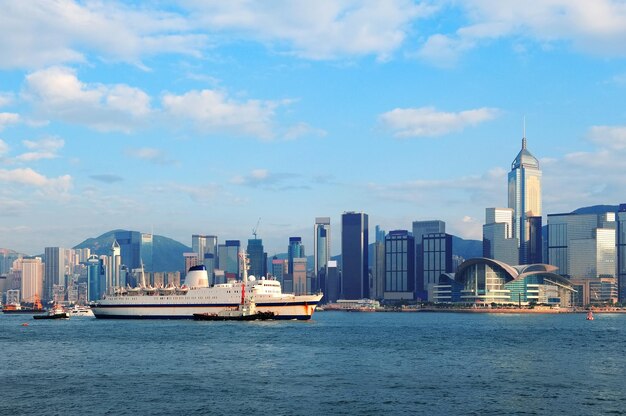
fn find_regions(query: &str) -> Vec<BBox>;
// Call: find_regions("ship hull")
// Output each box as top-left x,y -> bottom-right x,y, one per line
92,296 -> 322,320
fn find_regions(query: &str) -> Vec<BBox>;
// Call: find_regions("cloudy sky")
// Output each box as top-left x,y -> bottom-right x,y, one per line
2,0 -> 626,255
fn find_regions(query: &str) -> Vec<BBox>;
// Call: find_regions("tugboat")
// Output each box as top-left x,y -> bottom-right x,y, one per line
3,294 -> 45,314
34,303 -> 69,320
193,280 -> 275,321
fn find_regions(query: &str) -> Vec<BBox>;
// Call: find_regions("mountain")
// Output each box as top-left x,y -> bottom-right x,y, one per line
73,230 -> 191,272
572,205 -> 619,215
451,236 -> 482,260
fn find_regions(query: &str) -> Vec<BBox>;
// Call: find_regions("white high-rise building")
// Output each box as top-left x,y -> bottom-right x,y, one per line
483,208 -> 519,266
19,257 -> 44,303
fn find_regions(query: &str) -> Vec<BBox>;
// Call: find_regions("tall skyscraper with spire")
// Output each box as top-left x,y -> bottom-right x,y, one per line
508,131 -> 542,264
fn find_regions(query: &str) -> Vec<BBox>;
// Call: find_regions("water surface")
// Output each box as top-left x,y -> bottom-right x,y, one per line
1,312 -> 624,415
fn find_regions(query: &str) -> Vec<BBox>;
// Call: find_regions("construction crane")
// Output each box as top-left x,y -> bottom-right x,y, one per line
252,217 -> 261,239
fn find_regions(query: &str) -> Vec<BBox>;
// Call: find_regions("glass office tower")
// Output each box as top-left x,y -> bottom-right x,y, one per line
341,212 -> 369,299
508,137 -> 542,264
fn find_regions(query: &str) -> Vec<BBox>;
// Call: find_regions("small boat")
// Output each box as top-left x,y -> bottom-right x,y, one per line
68,305 -> 95,318
586,311 -> 594,321
34,304 -> 69,320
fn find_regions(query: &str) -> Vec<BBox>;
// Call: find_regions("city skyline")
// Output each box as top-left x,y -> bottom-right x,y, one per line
2,1 -> 626,255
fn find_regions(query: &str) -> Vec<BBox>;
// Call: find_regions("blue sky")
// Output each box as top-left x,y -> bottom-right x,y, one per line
2,0 -> 626,256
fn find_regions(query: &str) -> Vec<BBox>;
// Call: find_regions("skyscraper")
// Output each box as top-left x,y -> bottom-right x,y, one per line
314,217 -> 331,293
18,257 -> 44,304
44,247 -> 65,302
192,235 -> 218,263
384,230 -> 415,301
287,237 -> 305,275
483,208 -> 519,265
86,254 -> 105,302
412,220 -> 446,299
341,212 -> 369,299
618,204 -> 626,303
108,240 -> 121,293
508,136 -> 542,264
113,231 -> 153,272
422,233 -> 453,300
246,238 -> 267,278
218,240 -> 240,280
547,212 -> 616,278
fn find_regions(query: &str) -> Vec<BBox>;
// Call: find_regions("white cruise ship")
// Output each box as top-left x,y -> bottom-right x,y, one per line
91,263 -> 322,320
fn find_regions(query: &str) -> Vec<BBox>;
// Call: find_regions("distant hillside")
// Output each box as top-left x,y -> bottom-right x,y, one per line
452,236 -> 482,260
572,205 -> 619,215
73,230 -> 191,272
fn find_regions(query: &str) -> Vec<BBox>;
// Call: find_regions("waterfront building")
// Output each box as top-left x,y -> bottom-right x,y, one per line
44,247 -> 65,302
547,212 -> 616,279
107,241 -> 121,294
218,240 -> 240,280
569,277 -> 618,306
432,258 -> 574,307
423,233 -> 453,301
508,136 -> 542,264
113,231 -> 153,272
324,260 -> 340,303
341,212 -> 369,299
203,253 -> 216,284
0,274 -> 6,301
314,217 -> 331,293
293,258 -> 307,295
483,208 -> 519,266
183,252 -> 199,275
412,220 -> 446,299
383,230 -> 415,301
271,257 -> 286,285
86,255 -> 105,301
371,239 -> 385,300
287,237 -> 305,275
375,225 -> 385,243
617,204 -> 626,303
246,238 -> 267,278
192,234 -> 218,264
18,257 -> 44,304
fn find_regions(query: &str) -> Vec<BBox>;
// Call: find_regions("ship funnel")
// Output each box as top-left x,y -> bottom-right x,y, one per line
184,265 -> 209,288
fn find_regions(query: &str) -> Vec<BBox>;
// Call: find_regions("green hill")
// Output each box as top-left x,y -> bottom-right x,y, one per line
73,230 -> 191,272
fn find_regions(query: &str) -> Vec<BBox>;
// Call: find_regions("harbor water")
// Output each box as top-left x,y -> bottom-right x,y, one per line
1,311 -> 625,415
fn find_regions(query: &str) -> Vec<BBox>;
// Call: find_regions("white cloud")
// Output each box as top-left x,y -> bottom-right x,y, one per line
24,67 -> 151,132
162,89 -> 279,139
416,34 -> 475,68
0,139 -> 8,156
588,125 -> 626,150
379,106 -> 499,137
230,168 -> 308,190
186,0 -> 435,60
0,112 -> 20,131
0,167 -> 72,194
0,93 -> 14,107
283,122 -> 327,141
16,137 -> 65,162
124,147 -> 176,165
0,1 -> 206,69
418,0 -> 626,65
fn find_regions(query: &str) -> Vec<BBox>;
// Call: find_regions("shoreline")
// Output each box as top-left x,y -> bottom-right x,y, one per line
321,307 -> 626,314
